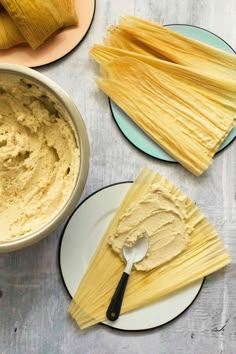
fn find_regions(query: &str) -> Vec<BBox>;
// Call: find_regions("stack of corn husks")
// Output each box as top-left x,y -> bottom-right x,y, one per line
90,17 -> 236,176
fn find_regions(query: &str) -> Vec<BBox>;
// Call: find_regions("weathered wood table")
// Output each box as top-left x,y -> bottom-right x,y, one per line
0,0 -> 235,353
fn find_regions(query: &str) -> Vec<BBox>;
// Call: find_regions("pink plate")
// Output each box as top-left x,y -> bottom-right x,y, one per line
0,0 -> 95,68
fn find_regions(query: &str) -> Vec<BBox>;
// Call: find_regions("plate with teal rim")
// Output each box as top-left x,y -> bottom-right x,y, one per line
109,24 -> 236,162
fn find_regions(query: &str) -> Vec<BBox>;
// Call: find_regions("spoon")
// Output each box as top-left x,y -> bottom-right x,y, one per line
106,230 -> 149,321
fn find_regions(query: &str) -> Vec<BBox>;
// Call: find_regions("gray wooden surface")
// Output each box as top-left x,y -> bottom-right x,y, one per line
1,0 -> 236,353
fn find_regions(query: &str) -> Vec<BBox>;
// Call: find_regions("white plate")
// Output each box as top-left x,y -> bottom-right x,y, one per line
59,182 -> 204,331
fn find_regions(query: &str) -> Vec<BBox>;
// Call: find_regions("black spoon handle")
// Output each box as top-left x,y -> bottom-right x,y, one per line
106,272 -> 129,321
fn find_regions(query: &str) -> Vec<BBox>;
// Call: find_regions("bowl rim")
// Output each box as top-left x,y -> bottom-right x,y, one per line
0,63 -> 90,252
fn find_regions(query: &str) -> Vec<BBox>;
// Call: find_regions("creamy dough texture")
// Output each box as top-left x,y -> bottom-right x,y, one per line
0,77 -> 80,242
108,184 -> 192,271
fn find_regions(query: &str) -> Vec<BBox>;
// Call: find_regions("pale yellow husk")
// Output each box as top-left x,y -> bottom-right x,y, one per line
91,44 -> 236,114
113,16 -> 236,79
69,169 -> 231,329
90,46 -> 234,175
0,0 -> 78,49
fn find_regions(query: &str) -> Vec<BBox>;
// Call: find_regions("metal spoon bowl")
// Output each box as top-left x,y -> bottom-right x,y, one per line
106,230 -> 149,321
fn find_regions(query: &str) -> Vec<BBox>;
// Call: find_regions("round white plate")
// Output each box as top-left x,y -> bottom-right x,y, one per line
59,182 -> 204,331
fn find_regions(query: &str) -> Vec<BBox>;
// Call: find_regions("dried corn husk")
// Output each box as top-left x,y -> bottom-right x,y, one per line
69,169 -> 231,329
1,0 -> 78,49
58,0 -> 78,27
90,46 -> 234,175
0,7 -> 26,49
111,16 -> 236,79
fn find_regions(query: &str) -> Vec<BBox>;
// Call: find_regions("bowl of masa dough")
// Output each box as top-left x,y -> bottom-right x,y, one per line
0,64 -> 89,252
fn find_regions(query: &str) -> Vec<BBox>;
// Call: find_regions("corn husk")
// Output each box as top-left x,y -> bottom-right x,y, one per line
1,0 -> 78,49
69,169 -> 231,329
0,7 -> 26,49
110,16 -> 236,79
58,0 -> 78,27
90,45 -> 235,175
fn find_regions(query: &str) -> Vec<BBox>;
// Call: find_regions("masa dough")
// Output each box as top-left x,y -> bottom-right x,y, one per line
0,77 -> 80,242
108,184 -> 192,271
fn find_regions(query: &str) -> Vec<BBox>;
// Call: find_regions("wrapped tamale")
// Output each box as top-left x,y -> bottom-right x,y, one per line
56,0 -> 78,27
0,7 -> 26,49
0,0 -> 78,49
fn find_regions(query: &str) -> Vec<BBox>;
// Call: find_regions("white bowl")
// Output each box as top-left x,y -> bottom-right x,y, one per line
0,64 -> 89,252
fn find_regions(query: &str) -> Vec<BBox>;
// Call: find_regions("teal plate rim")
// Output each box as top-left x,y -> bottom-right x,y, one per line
109,24 -> 236,163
